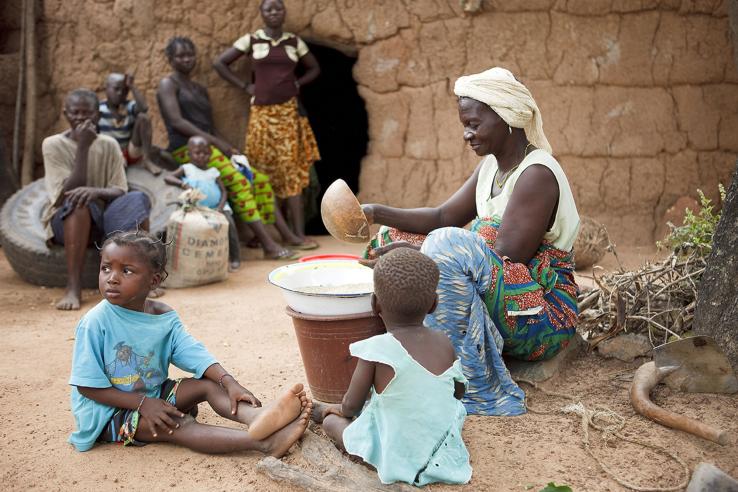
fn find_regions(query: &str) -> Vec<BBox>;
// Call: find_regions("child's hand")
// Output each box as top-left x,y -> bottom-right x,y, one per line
138,397 -> 185,437
125,72 -> 135,89
222,377 -> 262,414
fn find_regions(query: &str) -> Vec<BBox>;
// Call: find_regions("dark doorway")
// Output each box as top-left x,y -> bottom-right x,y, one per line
299,43 -> 368,235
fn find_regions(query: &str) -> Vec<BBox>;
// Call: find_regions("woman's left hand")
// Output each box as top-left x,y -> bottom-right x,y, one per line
222,377 -> 262,414
359,241 -> 421,268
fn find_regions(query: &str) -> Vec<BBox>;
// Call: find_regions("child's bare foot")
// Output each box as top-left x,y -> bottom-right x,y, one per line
310,401 -> 328,424
310,401 -> 343,424
56,288 -> 81,310
262,406 -> 311,458
142,159 -> 162,176
248,383 -> 306,440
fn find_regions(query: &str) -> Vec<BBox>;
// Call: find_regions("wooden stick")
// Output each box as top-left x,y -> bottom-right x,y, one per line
256,457 -> 339,492
21,0 -> 37,186
630,361 -> 730,445
11,0 -> 26,188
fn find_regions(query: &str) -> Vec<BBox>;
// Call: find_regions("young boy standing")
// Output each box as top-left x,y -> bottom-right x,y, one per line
99,72 -> 162,175
42,88 -> 152,310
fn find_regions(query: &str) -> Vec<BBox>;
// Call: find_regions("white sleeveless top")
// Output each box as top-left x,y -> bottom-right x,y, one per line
475,149 -> 580,252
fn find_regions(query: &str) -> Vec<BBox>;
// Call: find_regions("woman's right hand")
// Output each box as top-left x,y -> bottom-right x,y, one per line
138,396 -> 185,437
244,83 -> 255,96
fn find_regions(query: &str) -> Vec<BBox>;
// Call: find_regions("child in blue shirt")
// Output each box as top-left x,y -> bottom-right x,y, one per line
165,135 -> 242,271
69,230 -> 311,454
311,248 -> 472,486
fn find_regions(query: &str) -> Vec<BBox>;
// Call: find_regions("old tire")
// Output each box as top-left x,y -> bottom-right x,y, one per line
0,167 -> 180,288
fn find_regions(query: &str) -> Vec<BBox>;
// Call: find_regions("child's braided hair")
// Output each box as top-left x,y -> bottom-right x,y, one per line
164,36 -> 196,60
100,230 -> 169,280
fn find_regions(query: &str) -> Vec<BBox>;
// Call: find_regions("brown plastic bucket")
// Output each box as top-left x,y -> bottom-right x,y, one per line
286,307 -> 385,403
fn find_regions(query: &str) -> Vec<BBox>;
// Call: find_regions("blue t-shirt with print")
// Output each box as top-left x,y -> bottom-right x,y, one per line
68,300 -> 217,452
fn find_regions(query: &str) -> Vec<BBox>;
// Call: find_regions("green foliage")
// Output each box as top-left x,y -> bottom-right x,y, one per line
657,185 -> 726,257
539,483 -> 573,492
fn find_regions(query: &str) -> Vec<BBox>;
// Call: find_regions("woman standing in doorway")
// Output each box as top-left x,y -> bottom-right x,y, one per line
214,0 -> 321,248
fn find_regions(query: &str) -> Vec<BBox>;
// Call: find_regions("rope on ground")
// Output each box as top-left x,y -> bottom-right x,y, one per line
517,378 -> 690,492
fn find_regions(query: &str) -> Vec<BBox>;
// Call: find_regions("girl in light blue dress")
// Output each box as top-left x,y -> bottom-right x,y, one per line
312,248 -> 472,486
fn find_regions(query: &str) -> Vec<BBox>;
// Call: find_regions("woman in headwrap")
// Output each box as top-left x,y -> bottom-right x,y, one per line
361,67 -> 580,416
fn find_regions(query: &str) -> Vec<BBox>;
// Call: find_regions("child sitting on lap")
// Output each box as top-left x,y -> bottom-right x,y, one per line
165,135 -> 242,271
312,248 -> 472,486
69,230 -> 311,454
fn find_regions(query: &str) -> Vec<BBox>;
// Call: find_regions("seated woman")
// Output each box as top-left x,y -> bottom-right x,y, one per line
360,67 -> 580,416
157,36 -> 315,260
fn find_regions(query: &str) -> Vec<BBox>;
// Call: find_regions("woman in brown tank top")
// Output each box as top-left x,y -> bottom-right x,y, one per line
214,0 -> 321,249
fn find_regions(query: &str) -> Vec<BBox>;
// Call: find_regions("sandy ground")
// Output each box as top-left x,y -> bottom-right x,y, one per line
1,237 -> 736,491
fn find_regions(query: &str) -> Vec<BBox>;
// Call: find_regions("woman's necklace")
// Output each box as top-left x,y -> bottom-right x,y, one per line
494,143 -> 536,189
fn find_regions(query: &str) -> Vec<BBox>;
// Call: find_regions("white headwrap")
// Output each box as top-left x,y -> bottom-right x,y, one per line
454,67 -> 552,153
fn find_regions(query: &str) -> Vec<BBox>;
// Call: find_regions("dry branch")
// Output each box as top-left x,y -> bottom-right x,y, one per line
578,251 -> 706,347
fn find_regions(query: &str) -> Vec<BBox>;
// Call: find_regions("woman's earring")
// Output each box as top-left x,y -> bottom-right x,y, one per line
508,125 -> 512,135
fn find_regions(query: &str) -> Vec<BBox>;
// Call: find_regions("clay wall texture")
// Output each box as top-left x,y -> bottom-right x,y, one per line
2,0 -> 737,246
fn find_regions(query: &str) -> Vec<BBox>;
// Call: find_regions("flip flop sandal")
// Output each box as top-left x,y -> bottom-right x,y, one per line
266,249 -> 301,261
289,239 -> 319,251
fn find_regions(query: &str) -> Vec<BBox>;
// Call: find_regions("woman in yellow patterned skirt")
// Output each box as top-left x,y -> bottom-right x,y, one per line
214,0 -> 320,248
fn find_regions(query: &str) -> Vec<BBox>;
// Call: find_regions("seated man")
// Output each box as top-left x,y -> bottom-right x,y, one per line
41,88 -> 151,310
99,72 -> 162,175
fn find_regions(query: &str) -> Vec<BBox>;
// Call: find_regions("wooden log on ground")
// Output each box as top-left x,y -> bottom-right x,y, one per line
257,457 -> 339,492
256,431 -> 414,491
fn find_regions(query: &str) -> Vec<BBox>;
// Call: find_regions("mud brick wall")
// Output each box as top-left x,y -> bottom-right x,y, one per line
2,0 -> 736,245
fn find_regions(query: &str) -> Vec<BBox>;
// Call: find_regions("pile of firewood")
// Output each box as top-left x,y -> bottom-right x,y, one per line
577,250 -> 705,348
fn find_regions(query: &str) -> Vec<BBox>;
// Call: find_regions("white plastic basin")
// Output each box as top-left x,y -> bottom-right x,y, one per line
268,260 -> 374,316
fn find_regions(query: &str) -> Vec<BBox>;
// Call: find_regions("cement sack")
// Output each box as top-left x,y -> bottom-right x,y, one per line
164,190 -> 229,288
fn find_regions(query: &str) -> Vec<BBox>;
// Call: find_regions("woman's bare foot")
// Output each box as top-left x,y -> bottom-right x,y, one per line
248,383 -> 307,440
148,287 -> 165,299
261,406 -> 312,458
56,287 -> 81,310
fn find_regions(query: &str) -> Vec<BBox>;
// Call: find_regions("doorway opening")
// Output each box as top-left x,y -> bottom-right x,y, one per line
299,42 -> 368,235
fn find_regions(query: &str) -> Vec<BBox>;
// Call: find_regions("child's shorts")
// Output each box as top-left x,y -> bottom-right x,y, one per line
96,378 -> 196,447
123,142 -> 143,165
